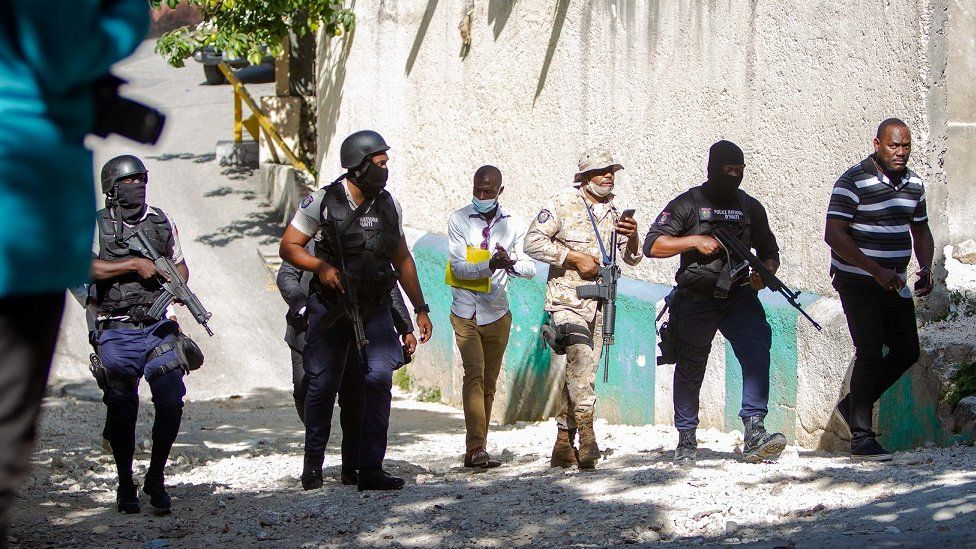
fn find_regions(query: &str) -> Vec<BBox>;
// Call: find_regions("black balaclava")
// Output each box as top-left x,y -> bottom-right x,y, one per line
702,140 -> 745,203
113,180 -> 148,223
351,157 -> 389,197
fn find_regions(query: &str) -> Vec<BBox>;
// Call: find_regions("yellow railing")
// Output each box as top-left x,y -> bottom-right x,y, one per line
218,62 -> 316,179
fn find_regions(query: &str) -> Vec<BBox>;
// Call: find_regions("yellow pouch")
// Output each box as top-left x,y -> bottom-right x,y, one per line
445,247 -> 491,292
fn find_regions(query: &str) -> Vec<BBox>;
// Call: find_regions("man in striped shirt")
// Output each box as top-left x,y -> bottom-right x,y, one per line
824,118 -> 934,461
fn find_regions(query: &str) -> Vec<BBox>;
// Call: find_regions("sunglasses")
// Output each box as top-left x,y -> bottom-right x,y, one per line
480,225 -> 491,250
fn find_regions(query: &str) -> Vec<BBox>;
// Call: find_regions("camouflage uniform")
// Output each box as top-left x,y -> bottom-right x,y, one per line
524,186 -> 641,431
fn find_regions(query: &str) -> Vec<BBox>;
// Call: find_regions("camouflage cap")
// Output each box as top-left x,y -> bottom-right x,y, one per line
573,146 -> 624,183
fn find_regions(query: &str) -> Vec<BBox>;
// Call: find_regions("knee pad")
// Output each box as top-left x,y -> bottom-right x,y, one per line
146,334 -> 204,383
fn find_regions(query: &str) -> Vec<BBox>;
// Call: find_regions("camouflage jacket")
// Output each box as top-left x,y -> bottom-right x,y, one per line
524,187 -> 641,322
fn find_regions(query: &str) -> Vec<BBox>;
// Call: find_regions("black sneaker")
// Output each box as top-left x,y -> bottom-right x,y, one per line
836,396 -> 852,434
742,416 -> 787,463
116,482 -> 140,514
357,467 -> 405,491
851,436 -> 893,462
143,475 -> 171,514
673,429 -> 697,467
340,467 -> 359,486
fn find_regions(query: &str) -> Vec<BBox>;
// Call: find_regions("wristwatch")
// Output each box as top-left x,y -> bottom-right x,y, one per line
414,304 -> 430,314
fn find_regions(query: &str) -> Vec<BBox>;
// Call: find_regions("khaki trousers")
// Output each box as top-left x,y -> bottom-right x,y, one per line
450,311 -> 512,451
551,309 -> 604,431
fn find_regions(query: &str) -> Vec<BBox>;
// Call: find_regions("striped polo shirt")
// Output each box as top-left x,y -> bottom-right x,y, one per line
826,155 -> 927,280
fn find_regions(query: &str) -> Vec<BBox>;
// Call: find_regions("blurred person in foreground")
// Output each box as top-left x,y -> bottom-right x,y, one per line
0,1 -> 149,541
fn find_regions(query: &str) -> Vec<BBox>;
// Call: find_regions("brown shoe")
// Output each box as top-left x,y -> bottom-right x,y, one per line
464,447 -> 501,468
577,417 -> 601,469
550,428 -> 578,468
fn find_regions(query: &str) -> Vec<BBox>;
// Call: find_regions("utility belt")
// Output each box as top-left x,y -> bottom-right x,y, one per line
97,318 -> 160,331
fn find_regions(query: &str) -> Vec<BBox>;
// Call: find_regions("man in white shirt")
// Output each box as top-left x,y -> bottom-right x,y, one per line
447,165 -> 536,468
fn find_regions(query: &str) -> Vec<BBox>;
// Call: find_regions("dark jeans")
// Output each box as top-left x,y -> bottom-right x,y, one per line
834,278 -> 920,440
94,320 -> 186,483
302,293 -> 402,470
0,293 -> 65,545
290,343 -> 364,473
290,346 -> 309,423
670,285 -> 772,431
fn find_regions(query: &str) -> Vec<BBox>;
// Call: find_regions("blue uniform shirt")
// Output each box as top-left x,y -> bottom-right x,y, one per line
0,1 -> 148,296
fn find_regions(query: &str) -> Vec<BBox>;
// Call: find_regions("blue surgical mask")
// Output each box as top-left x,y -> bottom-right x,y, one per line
472,196 -> 498,214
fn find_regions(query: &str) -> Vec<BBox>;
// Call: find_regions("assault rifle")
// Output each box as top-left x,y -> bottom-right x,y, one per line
329,218 -> 369,359
576,225 -> 621,383
712,226 -> 822,332
128,229 -> 214,336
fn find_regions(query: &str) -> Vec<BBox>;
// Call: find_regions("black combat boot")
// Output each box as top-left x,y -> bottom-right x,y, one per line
357,467 -> 405,491
741,415 -> 787,463
142,472 -> 171,514
673,429 -> 697,467
340,466 -> 359,486
116,474 -> 140,514
301,454 -> 324,490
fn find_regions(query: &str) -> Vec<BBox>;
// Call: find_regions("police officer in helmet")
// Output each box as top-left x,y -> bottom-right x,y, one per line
644,140 -> 787,466
279,130 -> 433,491
89,155 -> 195,513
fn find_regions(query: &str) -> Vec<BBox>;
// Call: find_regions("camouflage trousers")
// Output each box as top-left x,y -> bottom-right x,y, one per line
551,308 -> 604,430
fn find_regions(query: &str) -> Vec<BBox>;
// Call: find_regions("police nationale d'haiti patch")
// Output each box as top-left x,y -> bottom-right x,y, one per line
655,211 -> 670,225
300,195 -> 314,209
537,209 -> 552,223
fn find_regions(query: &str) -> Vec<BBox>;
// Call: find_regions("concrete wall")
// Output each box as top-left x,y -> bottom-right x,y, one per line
946,0 -> 976,244
316,0 -> 950,297
307,1 -> 972,449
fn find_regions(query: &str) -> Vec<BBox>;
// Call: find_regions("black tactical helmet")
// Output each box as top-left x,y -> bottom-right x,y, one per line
100,154 -> 148,195
339,130 -> 390,169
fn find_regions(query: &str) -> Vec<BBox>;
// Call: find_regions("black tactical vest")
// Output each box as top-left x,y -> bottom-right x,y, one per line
94,207 -> 174,319
677,187 -> 752,292
314,183 -> 400,306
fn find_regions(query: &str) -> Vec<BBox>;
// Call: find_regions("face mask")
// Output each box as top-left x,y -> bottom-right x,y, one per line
353,160 -> 389,196
702,169 -> 743,203
115,181 -> 147,222
586,181 -> 612,198
472,196 -> 498,214
703,140 -> 745,203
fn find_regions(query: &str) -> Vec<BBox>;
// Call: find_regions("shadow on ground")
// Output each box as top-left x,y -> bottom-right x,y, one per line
11,386 -> 976,548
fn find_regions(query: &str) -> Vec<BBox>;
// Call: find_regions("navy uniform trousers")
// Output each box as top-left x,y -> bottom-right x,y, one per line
670,285 -> 772,431
93,319 -> 186,482
302,293 -> 403,470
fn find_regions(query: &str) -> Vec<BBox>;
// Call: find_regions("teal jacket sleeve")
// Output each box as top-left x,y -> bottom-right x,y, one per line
8,0 -> 149,95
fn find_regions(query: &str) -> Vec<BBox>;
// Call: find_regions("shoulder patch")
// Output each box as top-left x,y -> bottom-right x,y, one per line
536,209 -> 552,223
655,211 -> 671,225
300,194 -> 314,209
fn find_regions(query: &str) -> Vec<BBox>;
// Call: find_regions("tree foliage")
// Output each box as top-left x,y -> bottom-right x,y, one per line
152,0 -> 355,68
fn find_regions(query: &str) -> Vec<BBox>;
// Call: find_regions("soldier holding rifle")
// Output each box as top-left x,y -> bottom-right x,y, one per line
279,130 -> 432,491
89,155 -> 208,515
525,147 -> 641,470
645,140 -> 787,467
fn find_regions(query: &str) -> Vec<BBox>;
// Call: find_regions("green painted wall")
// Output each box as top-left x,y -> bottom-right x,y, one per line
411,233 -> 953,451
878,368 -> 943,451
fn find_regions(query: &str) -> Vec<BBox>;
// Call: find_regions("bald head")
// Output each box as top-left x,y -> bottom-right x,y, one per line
472,165 -> 503,200
876,118 -> 909,140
